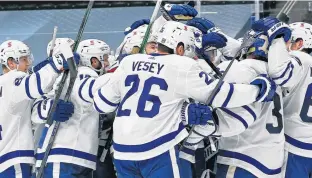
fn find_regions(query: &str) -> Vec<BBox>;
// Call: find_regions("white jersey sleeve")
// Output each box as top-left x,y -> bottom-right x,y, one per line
218,33 -> 241,60
175,61 -> 260,108
13,64 -> 59,102
268,38 -> 304,88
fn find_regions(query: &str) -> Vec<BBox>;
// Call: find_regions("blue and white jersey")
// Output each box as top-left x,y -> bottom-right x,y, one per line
0,64 -> 59,172
281,50 -> 312,158
92,53 -> 266,161
216,59 -> 285,178
32,66 -> 99,170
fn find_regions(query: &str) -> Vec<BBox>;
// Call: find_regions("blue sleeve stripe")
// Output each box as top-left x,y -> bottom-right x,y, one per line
31,100 -> 41,112
220,108 -> 248,129
219,150 -> 281,175
242,106 -> 257,121
94,101 -> 105,114
221,83 -> 234,107
272,62 -> 292,80
35,72 -> 44,95
208,82 -> 224,105
78,78 -> 91,103
25,76 -> 34,99
37,101 -> 45,120
98,89 -> 119,107
181,147 -> 195,156
280,64 -> 294,86
89,79 -> 95,99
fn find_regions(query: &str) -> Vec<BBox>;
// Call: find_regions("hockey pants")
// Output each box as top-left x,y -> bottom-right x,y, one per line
113,146 -> 191,178
0,163 -> 31,178
284,151 -> 312,178
215,164 -> 257,178
43,162 -> 93,178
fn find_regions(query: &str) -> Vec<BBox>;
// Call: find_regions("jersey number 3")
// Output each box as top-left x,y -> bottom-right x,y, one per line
117,74 -> 168,118
266,93 -> 283,134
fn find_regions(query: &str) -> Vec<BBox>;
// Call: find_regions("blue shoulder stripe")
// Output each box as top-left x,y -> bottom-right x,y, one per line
221,83 -> 234,107
272,62 -> 292,80
89,79 -> 95,99
98,89 -> 119,107
242,105 -> 257,121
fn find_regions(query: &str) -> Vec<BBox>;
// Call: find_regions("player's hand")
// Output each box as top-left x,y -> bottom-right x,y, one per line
164,4 -> 198,20
250,75 -> 277,102
252,17 -> 291,44
187,17 -> 219,34
49,52 -> 80,73
186,103 -> 213,125
195,32 -> 227,57
124,19 -> 150,36
52,99 -> 74,122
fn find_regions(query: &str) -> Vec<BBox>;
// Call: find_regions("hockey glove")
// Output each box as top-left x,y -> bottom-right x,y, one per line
52,99 -> 74,122
252,17 -> 291,45
195,32 -> 227,57
250,75 -> 277,102
187,17 -> 219,34
49,42 -> 79,73
183,103 -> 213,125
164,4 -> 198,20
124,19 -> 150,36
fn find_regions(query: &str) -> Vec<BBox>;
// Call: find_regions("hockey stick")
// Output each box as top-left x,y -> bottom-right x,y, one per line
139,0 -> 162,54
36,1 -> 94,177
180,32 -> 258,151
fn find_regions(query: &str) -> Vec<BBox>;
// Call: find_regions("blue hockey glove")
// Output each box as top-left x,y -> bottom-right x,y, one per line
164,4 -> 198,20
250,75 -> 277,102
124,19 -> 150,36
252,17 -> 291,44
52,99 -> 74,122
186,17 -> 218,34
195,32 -> 227,56
182,103 -> 213,125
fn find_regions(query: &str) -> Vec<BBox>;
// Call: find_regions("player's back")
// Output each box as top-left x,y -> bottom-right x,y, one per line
0,70 -> 34,172
283,50 -> 312,158
113,53 -> 196,161
216,59 -> 284,178
34,66 -> 99,170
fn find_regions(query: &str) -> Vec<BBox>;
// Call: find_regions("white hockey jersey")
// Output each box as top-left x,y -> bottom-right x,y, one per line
32,66 -> 100,170
216,59 -> 285,178
281,50 -> 312,158
0,65 -> 59,172
92,53 -> 266,161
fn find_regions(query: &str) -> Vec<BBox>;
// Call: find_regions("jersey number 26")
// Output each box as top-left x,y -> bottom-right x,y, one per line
117,74 -> 168,118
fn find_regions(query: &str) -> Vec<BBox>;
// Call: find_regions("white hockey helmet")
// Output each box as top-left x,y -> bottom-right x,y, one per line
46,38 -> 75,56
289,22 -> 312,50
77,39 -> 110,74
0,40 -> 33,69
155,21 -> 200,58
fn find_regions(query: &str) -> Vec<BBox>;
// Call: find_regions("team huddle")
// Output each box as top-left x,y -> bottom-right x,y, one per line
0,2 -> 311,178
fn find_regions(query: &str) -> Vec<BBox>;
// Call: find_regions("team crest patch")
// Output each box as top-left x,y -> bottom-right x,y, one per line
14,76 -> 25,86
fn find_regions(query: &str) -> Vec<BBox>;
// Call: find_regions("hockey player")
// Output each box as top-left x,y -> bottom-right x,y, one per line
205,17 -> 293,178
277,22 -> 312,178
0,40 -> 76,178
32,38 -> 110,178
90,20 -> 276,178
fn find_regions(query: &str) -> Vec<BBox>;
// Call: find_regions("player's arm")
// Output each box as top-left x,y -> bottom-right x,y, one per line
13,45 -> 75,102
175,63 -> 274,108
268,38 -> 304,87
92,69 -> 122,114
